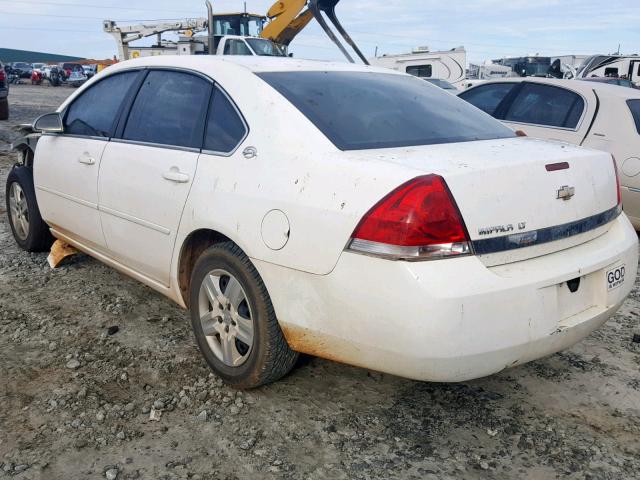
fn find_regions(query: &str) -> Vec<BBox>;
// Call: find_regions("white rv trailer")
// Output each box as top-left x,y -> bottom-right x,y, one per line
369,46 -> 467,87
576,54 -> 640,84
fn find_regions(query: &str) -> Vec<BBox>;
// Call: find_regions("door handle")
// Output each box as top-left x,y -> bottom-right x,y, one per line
162,167 -> 190,183
78,156 -> 95,165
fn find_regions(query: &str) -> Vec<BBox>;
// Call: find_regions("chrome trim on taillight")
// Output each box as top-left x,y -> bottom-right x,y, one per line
347,238 -> 472,261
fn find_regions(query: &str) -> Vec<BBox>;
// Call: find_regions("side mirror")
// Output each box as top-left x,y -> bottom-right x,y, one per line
33,112 -> 63,133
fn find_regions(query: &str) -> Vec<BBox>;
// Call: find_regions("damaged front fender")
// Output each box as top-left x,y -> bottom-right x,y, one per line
11,124 -> 41,167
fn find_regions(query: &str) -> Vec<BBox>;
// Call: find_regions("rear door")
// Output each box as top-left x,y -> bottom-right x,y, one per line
98,69 -> 212,285
499,82 -> 595,144
34,71 -> 141,249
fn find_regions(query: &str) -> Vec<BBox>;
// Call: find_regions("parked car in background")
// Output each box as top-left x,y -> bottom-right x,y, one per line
579,77 -> 639,89
0,60 -> 8,120
6,56 -> 637,388
10,62 -> 33,78
67,65 -> 88,87
424,78 -> 458,92
82,64 -> 97,78
32,63 -> 46,72
459,77 -> 640,228
61,62 -> 83,79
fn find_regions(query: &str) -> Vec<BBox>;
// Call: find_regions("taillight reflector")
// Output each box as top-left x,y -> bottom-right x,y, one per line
348,175 -> 471,260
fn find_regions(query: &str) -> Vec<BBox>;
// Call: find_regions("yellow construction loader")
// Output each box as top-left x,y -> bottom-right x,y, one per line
104,0 -> 368,64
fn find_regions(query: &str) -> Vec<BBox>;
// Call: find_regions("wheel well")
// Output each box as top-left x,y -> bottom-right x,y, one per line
23,148 -> 34,168
178,229 -> 232,307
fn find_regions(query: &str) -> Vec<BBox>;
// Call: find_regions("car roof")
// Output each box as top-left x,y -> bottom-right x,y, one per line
472,76 -> 640,99
107,55 -> 404,77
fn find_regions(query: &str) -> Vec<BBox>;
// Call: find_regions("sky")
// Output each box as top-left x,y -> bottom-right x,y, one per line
0,0 -> 638,64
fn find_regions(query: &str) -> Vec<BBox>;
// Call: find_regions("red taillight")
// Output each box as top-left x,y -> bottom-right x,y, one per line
348,175 -> 471,260
0,69 -> 5,81
612,155 -> 621,207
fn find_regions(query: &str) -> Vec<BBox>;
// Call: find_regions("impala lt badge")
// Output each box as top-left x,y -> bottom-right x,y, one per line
557,185 -> 575,201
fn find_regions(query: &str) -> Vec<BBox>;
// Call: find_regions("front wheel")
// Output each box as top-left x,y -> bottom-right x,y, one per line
189,242 -> 298,389
5,165 -> 54,252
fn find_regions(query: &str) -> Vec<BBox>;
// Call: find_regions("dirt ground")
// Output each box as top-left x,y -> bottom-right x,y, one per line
1,83 -> 640,480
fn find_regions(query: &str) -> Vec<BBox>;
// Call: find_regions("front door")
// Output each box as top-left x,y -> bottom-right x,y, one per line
98,69 -> 212,285
34,71 -> 141,249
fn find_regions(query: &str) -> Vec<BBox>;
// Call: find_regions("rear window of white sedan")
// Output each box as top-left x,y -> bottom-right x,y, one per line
258,71 -> 515,151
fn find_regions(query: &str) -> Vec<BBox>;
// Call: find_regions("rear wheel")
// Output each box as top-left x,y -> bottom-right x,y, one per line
6,166 -> 54,252
0,98 -> 8,120
189,242 -> 298,389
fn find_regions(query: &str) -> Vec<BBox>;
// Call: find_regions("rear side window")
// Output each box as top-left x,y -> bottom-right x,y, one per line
504,83 -> 585,129
628,100 -> 640,134
203,87 -> 247,153
459,83 -> 517,115
65,71 -> 139,137
258,71 -> 515,151
123,70 -> 211,149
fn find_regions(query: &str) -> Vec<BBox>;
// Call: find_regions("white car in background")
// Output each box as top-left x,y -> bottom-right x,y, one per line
5,56 -> 638,388
459,77 -> 640,228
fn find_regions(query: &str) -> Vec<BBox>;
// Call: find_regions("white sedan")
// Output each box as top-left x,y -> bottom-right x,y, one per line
458,77 -> 640,228
6,56 -> 638,388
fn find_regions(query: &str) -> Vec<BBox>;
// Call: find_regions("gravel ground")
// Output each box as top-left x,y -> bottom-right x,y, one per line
1,84 -> 640,480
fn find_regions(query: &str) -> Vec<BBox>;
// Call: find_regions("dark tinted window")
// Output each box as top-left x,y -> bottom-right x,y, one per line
223,40 -> 252,56
628,100 -> 640,134
406,65 -> 432,78
65,71 -> 139,137
504,83 -> 584,128
123,70 -> 211,149
459,83 -> 517,115
203,88 -> 247,153
258,71 -> 515,151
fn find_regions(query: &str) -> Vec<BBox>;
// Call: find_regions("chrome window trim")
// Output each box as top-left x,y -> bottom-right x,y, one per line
110,138 -> 201,154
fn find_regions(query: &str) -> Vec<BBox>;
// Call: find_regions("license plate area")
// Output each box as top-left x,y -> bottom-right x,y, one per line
556,272 -> 599,322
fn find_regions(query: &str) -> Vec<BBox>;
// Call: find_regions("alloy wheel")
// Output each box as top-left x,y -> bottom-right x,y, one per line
198,269 -> 254,367
9,182 -> 29,241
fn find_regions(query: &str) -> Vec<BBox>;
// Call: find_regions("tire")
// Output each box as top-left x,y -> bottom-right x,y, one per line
189,242 -> 298,389
5,165 -> 54,252
0,98 -> 8,121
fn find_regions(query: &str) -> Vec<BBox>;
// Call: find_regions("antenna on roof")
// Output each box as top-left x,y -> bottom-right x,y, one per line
244,2 -> 247,13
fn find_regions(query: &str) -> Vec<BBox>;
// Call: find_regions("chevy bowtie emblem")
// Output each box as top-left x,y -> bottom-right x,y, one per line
557,185 -> 575,201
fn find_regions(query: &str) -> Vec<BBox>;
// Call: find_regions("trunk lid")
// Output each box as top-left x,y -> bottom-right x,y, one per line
348,137 -> 619,266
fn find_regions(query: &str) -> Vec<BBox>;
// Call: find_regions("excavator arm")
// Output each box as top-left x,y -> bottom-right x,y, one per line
261,0 -> 369,64
261,0 -> 314,46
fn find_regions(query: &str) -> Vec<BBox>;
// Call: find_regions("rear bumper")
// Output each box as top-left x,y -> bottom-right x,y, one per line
0,88 -> 8,99
256,214 -> 638,382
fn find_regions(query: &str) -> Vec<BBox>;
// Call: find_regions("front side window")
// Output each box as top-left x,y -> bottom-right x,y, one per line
259,71 -> 515,151
628,99 -> 640,135
123,70 -> 211,149
459,83 -> 517,116
65,71 -> 139,137
504,83 -> 584,129
406,65 -> 432,78
223,40 -> 253,56
204,87 -> 247,153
